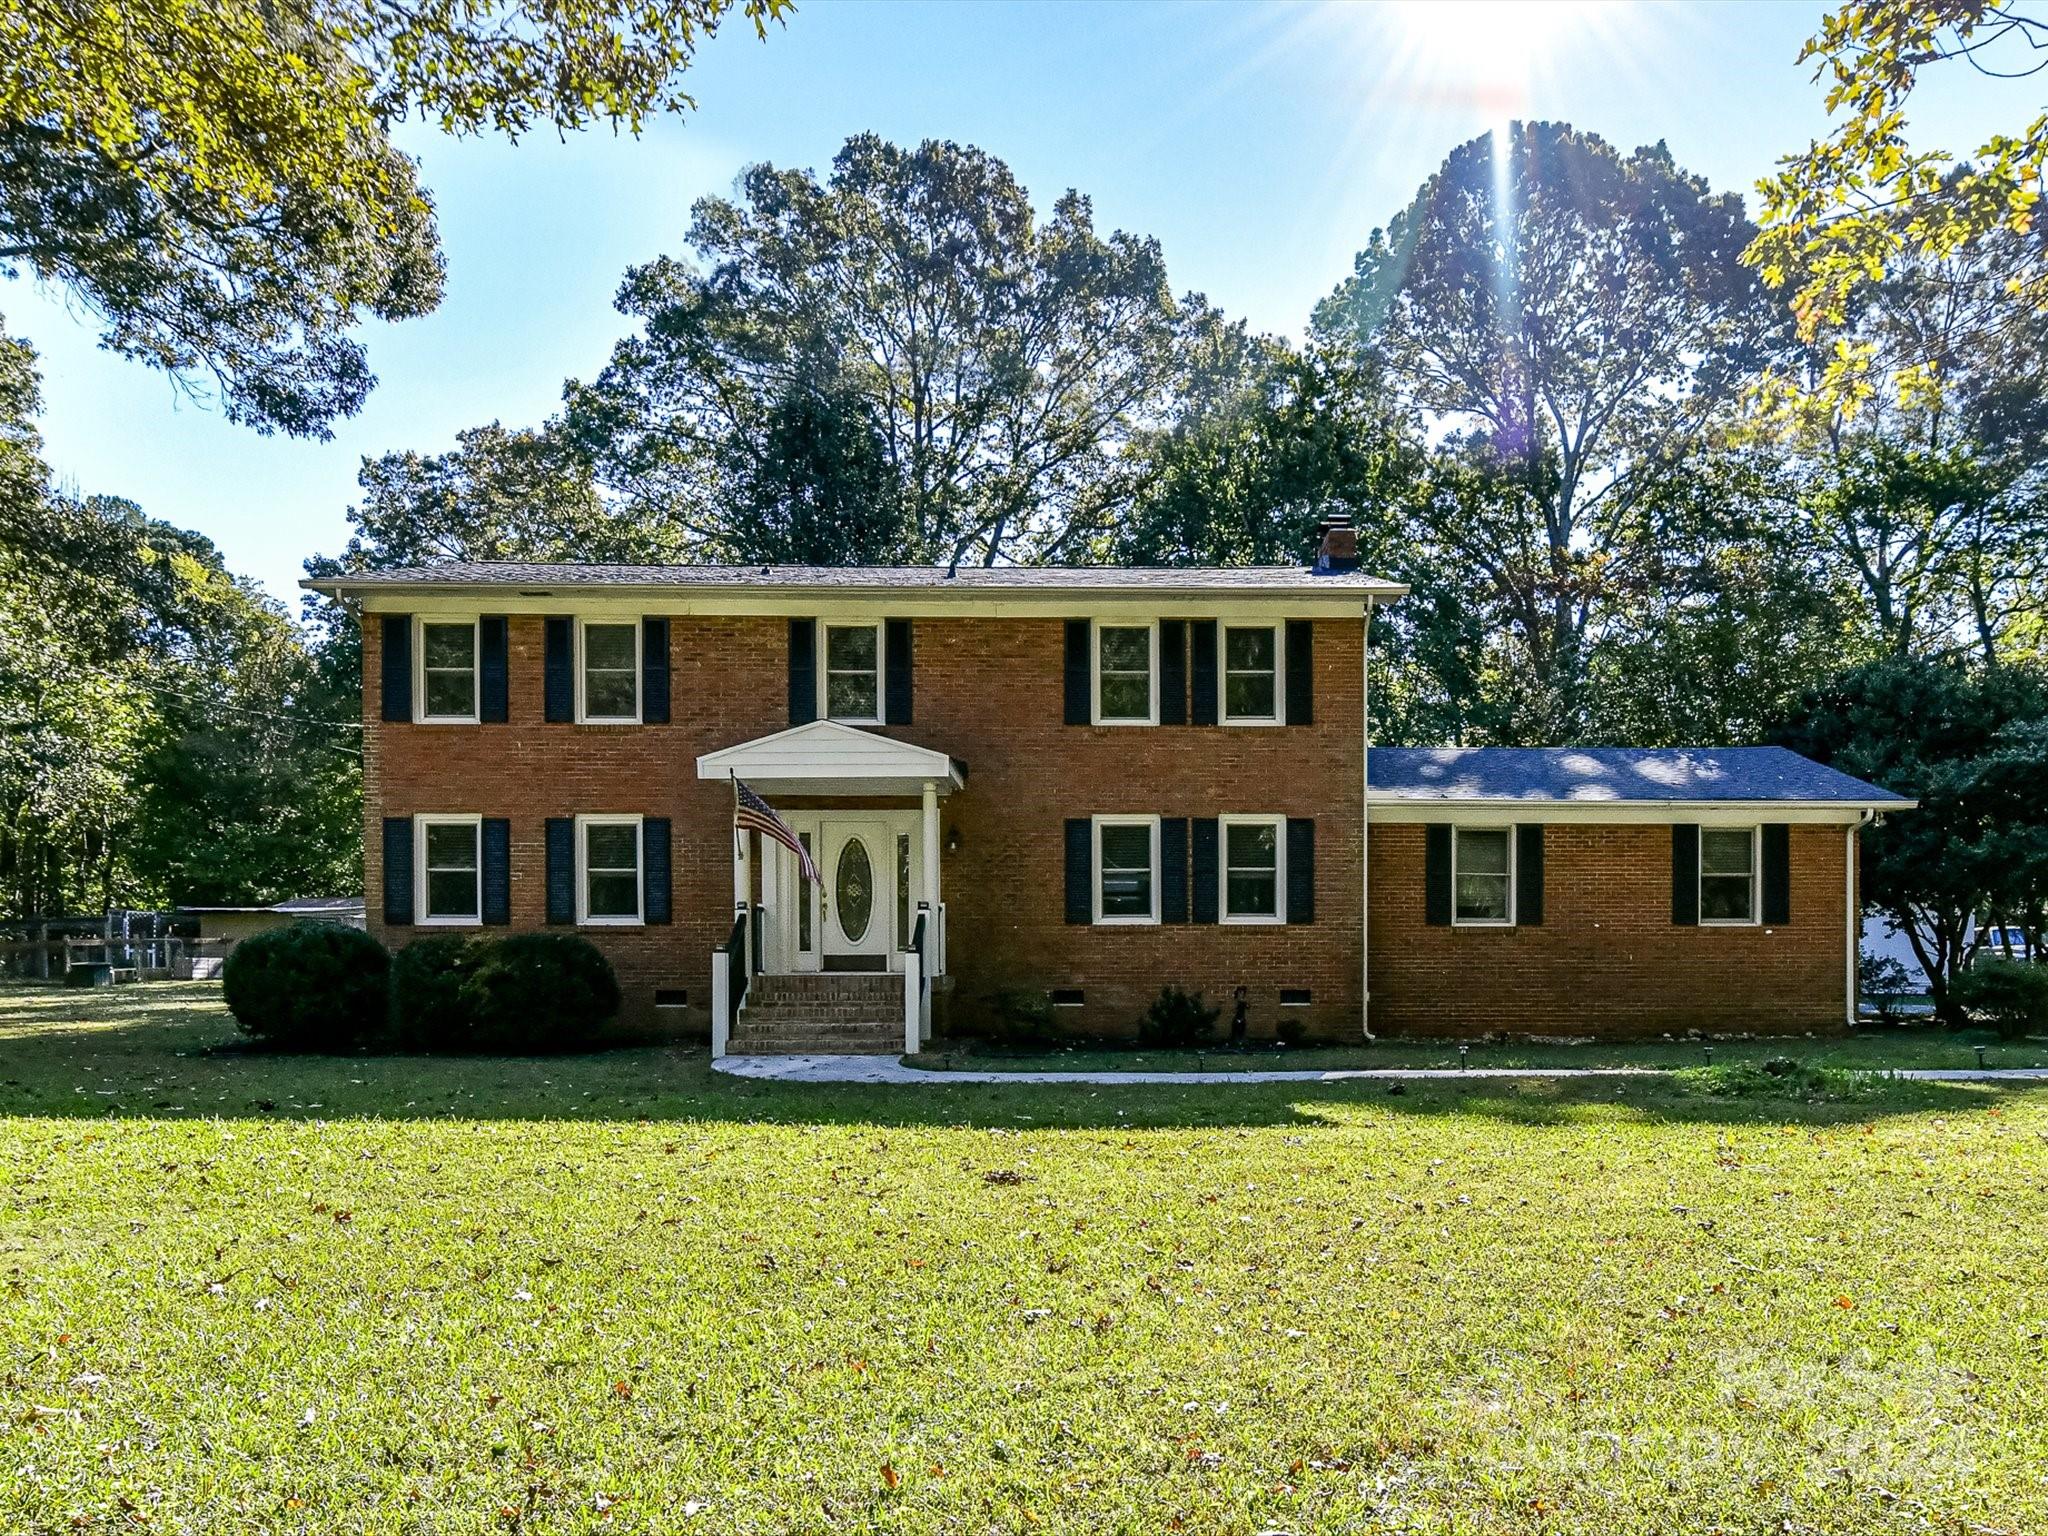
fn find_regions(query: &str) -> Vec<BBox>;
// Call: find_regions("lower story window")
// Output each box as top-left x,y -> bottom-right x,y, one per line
1095,816 -> 1158,923
1453,826 -> 1513,925
1700,826 -> 1758,924
579,815 -> 643,925
1222,815 -> 1284,921
418,815 -> 481,924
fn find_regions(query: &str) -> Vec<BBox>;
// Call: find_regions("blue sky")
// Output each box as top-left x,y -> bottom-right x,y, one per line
8,0 -> 2021,605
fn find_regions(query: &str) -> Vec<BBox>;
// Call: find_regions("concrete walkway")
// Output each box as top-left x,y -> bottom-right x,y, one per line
713,1055 -> 2048,1086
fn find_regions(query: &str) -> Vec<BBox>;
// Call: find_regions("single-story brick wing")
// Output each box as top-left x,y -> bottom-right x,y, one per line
307,519 -> 1911,1052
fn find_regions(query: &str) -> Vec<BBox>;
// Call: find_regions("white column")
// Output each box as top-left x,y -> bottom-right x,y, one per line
711,951 -> 730,1059
921,780 -> 941,969
902,946 -> 922,1056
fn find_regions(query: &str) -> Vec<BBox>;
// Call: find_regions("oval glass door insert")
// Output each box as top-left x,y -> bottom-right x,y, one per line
835,838 -> 874,943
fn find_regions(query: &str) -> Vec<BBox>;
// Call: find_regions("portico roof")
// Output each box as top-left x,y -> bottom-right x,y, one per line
696,720 -> 965,798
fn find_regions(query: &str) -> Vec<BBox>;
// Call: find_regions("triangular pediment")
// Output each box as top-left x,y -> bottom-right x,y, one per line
696,720 -> 963,796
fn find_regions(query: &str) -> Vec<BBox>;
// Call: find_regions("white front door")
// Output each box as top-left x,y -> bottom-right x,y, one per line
821,820 -> 894,972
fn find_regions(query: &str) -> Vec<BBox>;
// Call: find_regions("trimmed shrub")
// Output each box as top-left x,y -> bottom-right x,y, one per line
1274,1018 -> 1308,1048
458,933 -> 621,1053
981,988 -> 1058,1049
1137,985 -> 1220,1049
390,934 -> 489,1051
1950,958 -> 2048,1041
221,922 -> 389,1051
1671,1060 -> 1877,1102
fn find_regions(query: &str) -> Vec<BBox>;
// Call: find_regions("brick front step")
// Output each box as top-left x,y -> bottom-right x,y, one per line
729,1030 -> 903,1055
749,975 -> 901,1006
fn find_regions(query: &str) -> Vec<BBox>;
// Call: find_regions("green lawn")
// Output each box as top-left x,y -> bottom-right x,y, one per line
4,983 -> 2046,1535
909,1027 -> 2048,1075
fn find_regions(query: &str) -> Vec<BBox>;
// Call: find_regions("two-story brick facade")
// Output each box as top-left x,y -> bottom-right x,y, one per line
310,533 -> 1911,1050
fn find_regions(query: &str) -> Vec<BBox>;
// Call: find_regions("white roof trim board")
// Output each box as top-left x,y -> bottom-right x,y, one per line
696,720 -> 965,798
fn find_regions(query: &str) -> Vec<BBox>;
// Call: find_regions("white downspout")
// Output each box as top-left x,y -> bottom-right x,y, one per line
1362,597 -> 1375,1041
1846,809 -> 1872,1027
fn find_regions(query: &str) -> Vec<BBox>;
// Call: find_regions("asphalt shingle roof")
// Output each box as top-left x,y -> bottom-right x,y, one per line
1367,746 -> 1911,805
303,560 -> 1406,596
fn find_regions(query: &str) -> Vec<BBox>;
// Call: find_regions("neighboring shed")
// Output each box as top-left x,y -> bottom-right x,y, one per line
178,898 -> 367,977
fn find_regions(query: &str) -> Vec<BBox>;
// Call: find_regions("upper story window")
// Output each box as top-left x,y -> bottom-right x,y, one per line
1453,826 -> 1513,926
578,814 -> 643,925
417,619 -> 478,722
1094,815 -> 1159,923
1222,814 -> 1284,922
578,620 -> 640,723
417,814 -> 481,924
1094,622 -> 1156,725
1222,624 -> 1280,724
823,622 -> 883,723
1700,826 -> 1758,924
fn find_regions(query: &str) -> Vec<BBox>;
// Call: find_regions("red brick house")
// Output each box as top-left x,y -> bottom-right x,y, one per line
309,524 -> 1910,1053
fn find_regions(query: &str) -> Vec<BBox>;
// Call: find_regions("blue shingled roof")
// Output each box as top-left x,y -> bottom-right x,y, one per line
1367,747 -> 1911,805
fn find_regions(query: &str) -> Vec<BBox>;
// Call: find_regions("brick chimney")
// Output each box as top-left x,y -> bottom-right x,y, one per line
1313,512 -> 1360,574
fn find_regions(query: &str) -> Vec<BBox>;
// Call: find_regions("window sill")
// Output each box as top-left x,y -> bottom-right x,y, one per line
1221,913 -> 1285,926
1092,915 -> 1160,927
574,717 -> 642,727
418,915 -> 482,927
579,917 -> 645,928
1220,716 -> 1283,728
1091,718 -> 1157,729
1451,920 -> 1516,930
414,716 -> 480,726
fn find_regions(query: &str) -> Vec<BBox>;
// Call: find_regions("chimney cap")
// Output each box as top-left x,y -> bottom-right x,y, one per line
1313,512 -> 1361,574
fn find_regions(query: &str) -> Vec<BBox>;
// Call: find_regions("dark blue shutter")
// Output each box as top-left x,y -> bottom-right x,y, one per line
1516,824 -> 1544,927
1762,823 -> 1791,924
1672,825 -> 1700,926
1063,621 -> 1091,725
788,619 -> 818,725
1285,620 -> 1313,726
479,617 -> 509,723
643,817 -> 672,924
1161,817 -> 1189,924
1191,818 -> 1220,924
884,618 -> 913,724
1064,818 -> 1092,923
1425,825 -> 1452,926
1159,620 -> 1187,726
380,615 -> 412,722
1286,819 -> 1315,925
543,618 -> 573,723
546,817 -> 576,925
642,618 -> 670,724
1190,621 -> 1218,726
482,817 -> 511,924
382,817 -> 414,925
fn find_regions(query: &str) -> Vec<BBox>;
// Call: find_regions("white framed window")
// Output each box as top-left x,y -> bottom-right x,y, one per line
1221,624 -> 1281,725
577,814 -> 644,925
1452,825 -> 1514,926
1221,814 -> 1286,923
1093,814 -> 1160,924
416,618 -> 479,723
577,619 -> 640,723
1700,826 -> 1759,925
1093,621 -> 1157,725
415,814 -> 482,925
821,621 -> 883,723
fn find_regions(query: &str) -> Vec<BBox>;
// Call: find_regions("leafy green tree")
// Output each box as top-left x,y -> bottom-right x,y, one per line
563,133 -> 1195,566
1748,1 -> 2048,421
2,0 -> 787,435
714,380 -> 912,564
1315,122 -> 1782,737
1773,655 -> 2048,1017
321,422 -> 684,572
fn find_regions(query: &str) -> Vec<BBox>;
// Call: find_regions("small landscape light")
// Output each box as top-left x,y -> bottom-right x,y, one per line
1458,1044 -> 1469,1071
1975,1045 -> 1987,1069
1703,1044 -> 1715,1065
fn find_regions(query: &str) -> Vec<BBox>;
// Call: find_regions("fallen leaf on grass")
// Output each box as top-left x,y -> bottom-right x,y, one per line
880,1461 -> 900,1491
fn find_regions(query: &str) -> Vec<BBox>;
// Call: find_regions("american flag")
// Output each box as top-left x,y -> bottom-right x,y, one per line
735,779 -> 819,883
